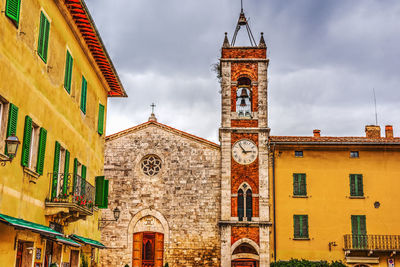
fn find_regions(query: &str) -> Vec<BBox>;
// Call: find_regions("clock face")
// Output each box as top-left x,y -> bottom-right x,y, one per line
232,139 -> 258,165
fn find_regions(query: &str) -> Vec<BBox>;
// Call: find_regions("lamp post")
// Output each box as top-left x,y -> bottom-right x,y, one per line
1,134 -> 20,166
98,207 -> 121,229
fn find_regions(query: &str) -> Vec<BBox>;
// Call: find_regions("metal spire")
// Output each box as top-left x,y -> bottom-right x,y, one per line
231,0 -> 257,47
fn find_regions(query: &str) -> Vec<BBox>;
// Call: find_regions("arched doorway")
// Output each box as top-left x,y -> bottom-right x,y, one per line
132,232 -> 164,267
231,242 -> 259,267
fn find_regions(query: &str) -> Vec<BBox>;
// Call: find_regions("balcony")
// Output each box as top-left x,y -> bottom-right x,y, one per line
344,234 -> 400,252
45,173 -> 95,222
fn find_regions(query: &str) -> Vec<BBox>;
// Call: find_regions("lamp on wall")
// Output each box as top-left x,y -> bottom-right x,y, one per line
1,134 -> 20,166
98,207 -> 121,229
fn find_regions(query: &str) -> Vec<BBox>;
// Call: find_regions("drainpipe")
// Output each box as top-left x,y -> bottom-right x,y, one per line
272,143 -> 277,262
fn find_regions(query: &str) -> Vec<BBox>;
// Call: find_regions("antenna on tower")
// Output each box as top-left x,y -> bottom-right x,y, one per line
373,88 -> 378,125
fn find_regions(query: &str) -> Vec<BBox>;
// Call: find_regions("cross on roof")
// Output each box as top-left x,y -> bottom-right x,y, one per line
151,103 -> 156,114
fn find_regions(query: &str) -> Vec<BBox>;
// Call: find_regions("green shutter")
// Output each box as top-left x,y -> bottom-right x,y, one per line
64,51 -> 73,93
294,215 -> 308,238
301,215 -> 309,238
72,158 -> 78,192
293,174 -> 306,196
81,165 -> 86,195
51,141 -> 60,199
62,150 -> 70,195
35,128 -> 47,175
294,215 -> 300,238
293,174 -> 299,195
350,174 -> 363,196
5,0 -> 21,26
95,176 -> 105,206
5,103 -> 18,156
351,215 -> 367,248
20,116 -> 32,167
350,174 -> 356,196
101,179 -> 109,209
80,76 -> 87,114
98,103 -> 105,135
357,175 -> 363,196
37,12 -> 50,63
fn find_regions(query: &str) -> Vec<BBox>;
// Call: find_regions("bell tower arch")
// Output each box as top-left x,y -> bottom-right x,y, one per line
219,5 -> 271,267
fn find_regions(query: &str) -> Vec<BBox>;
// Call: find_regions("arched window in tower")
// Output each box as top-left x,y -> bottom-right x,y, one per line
236,77 -> 252,117
238,189 -> 244,221
246,189 -> 253,221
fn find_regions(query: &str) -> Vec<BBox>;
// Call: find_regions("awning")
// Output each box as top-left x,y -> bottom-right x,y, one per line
70,234 -> 106,249
0,213 -> 62,237
55,236 -> 81,247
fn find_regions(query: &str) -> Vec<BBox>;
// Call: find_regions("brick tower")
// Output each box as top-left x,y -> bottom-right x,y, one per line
219,7 -> 271,267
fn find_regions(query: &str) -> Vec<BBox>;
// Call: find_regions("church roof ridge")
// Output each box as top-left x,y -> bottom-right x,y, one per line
106,121 -> 220,149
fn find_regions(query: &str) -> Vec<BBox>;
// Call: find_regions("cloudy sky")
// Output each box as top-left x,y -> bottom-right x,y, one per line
85,0 -> 400,143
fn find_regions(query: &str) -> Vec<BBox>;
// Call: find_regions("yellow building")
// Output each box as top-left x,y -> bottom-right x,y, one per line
0,0 -> 126,266
270,125 -> 400,266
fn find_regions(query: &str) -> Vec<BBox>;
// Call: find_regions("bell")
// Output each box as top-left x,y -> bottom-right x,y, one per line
240,99 -> 246,107
240,88 -> 249,98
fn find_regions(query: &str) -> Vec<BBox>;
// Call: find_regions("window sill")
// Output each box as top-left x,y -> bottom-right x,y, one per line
349,196 -> 365,199
293,237 -> 310,241
23,167 -> 40,182
292,195 -> 308,198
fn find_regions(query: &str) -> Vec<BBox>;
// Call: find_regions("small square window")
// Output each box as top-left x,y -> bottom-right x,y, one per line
350,151 -> 359,158
295,151 -> 303,157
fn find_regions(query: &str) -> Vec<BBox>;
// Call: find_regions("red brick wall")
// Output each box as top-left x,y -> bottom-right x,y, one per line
231,63 -> 258,81
231,133 -> 259,194
222,48 -> 266,59
231,120 -> 258,127
231,227 -> 260,245
231,196 -> 237,217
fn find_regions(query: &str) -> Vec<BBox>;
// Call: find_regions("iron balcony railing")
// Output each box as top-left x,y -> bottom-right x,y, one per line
46,173 -> 95,213
344,234 -> 400,251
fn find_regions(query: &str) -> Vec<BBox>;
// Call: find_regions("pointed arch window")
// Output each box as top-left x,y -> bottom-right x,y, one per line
236,77 -> 252,117
237,183 -> 253,221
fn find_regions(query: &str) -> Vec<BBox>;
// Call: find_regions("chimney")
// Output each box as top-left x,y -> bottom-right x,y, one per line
313,129 -> 321,137
385,125 -> 393,138
365,125 -> 381,139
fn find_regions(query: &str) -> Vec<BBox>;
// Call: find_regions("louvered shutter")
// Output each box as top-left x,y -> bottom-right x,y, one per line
293,174 -> 299,195
357,175 -> 363,196
359,215 -> 366,235
98,104 -> 105,135
80,76 -> 87,114
245,189 -> 252,221
51,141 -> 60,199
350,175 -> 356,196
72,158 -> 78,193
132,233 -> 143,267
154,233 -> 164,267
63,150 -> 70,195
237,189 -> 244,221
37,12 -> 50,62
5,103 -> 18,156
5,0 -> 21,26
300,174 -> 307,195
95,176 -> 105,206
81,165 -> 86,195
294,215 -> 300,238
301,215 -> 309,238
21,116 -> 32,167
35,128 -> 47,175
64,51 -> 73,93
101,179 -> 109,209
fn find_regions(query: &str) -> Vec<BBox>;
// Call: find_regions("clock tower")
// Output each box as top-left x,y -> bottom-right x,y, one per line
219,7 -> 271,267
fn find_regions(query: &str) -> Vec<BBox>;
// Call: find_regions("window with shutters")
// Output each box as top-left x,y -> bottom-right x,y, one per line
351,215 -> 367,249
295,151 -> 303,157
37,11 -> 50,63
0,98 -> 9,153
5,0 -> 21,27
294,214 -> 309,239
293,173 -> 307,197
64,50 -> 73,94
95,176 -> 109,209
80,76 -> 87,114
21,116 -> 47,176
350,174 -> 364,197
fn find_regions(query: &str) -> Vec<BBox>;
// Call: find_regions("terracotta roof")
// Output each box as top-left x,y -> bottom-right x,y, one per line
64,0 -> 126,97
270,136 -> 400,144
106,121 -> 220,149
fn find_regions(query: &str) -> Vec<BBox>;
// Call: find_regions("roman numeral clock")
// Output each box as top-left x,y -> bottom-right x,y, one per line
218,9 -> 271,267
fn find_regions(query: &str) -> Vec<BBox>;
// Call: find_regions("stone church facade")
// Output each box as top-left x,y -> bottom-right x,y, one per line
100,9 -> 270,267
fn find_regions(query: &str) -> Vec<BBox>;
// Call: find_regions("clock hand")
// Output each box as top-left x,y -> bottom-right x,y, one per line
239,143 -> 246,153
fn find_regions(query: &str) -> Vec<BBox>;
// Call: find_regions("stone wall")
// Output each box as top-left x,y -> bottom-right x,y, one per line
100,123 -> 221,267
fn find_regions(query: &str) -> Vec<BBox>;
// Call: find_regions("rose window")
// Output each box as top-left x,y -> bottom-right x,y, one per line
141,155 -> 162,176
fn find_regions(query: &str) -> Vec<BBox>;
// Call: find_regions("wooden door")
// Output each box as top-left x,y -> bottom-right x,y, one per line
15,241 -> 23,267
21,242 -> 34,267
70,250 -> 79,267
132,233 -> 143,267
232,259 -> 258,267
154,233 -> 164,267
142,232 -> 155,267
